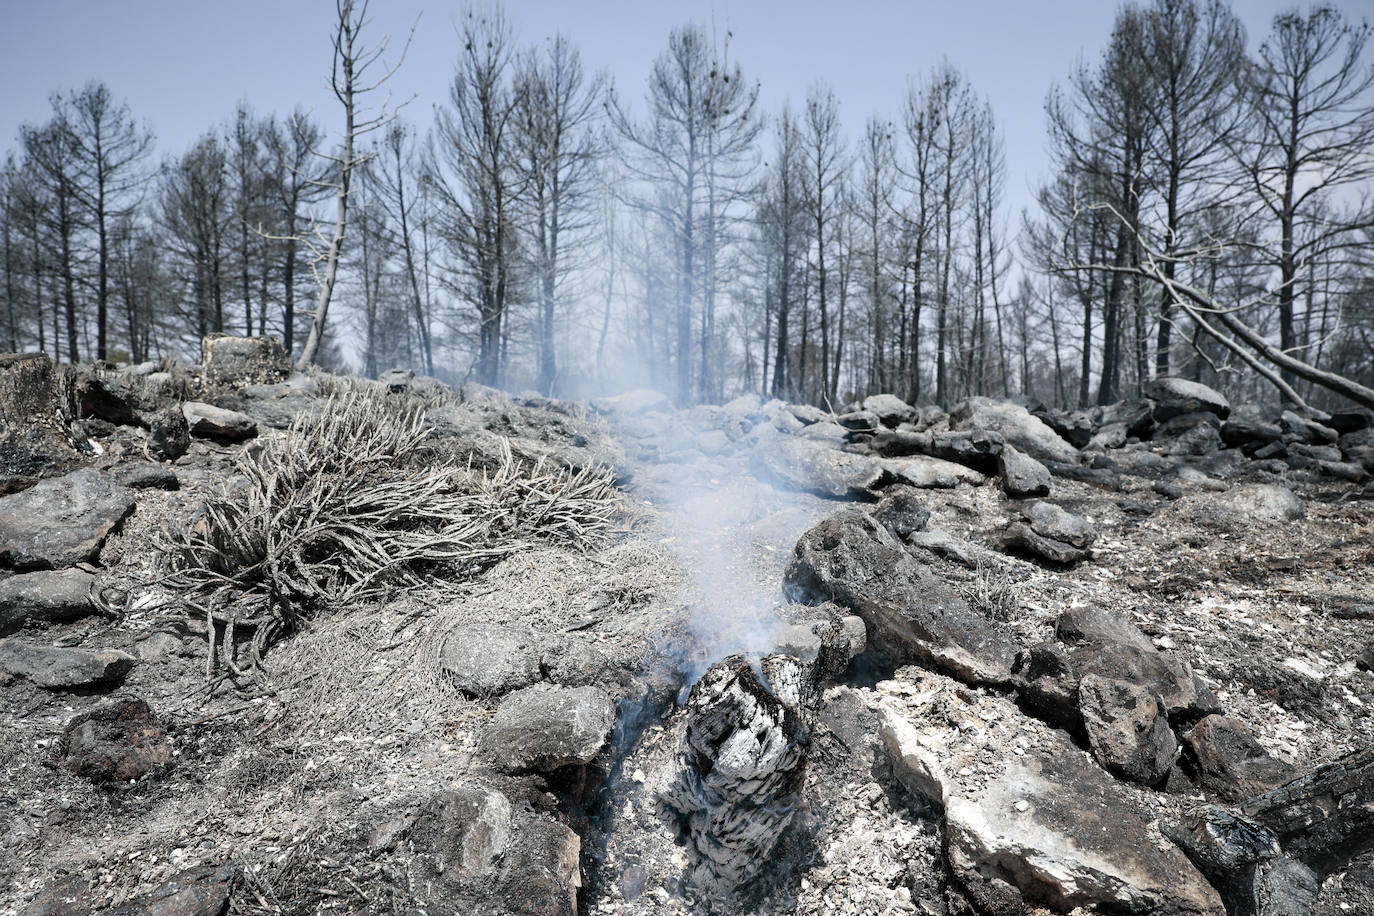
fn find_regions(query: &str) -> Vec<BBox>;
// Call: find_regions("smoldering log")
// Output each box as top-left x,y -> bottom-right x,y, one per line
1165,746 -> 1374,916
660,654 -> 813,899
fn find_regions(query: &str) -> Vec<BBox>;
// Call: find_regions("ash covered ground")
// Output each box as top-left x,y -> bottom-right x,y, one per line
1,340 -> 1372,916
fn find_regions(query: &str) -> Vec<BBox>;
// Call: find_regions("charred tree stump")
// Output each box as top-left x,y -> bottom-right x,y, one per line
0,353 -> 90,492
1166,746 -> 1374,915
660,654 -> 813,902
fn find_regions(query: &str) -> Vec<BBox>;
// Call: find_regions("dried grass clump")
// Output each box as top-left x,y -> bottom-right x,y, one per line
960,560 -> 1018,622
160,387 -> 618,680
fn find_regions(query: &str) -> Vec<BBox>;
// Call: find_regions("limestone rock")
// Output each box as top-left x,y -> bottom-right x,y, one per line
878,454 -> 986,489
1025,501 -> 1096,548
750,436 -> 888,499
116,463 -> 179,490
0,468 -> 136,569
861,393 -> 916,427
878,680 -> 1225,916
1147,377 -> 1231,419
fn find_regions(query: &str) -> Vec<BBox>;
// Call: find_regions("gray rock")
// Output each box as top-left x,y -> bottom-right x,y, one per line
784,509 -> 1016,686
59,695 -> 173,783
1147,377 -> 1231,419
116,463 -> 179,490
750,436 -> 887,499
998,445 -> 1051,498
1011,642 -> 1080,729
0,468 -> 136,569
0,638 -> 136,688
1079,673 -> 1179,785
1057,606 -> 1220,721
871,487 -> 931,540
146,404 -> 190,461
438,624 -> 543,698
1201,484 -> 1304,531
867,427 -> 932,457
1025,501 -> 1096,548
1164,422 -> 1224,457
787,403 -> 828,425
906,528 -> 994,569
105,865 -> 235,916
1329,407 -> 1374,434
1182,714 -> 1297,803
182,401 -> 258,441
928,428 -> 1005,474
201,334 -> 290,386
948,396 -> 1080,464
407,786 -> 514,886
861,393 -> 916,427
482,684 -> 616,773
0,568 -> 95,633
878,454 -> 986,488
1281,409 -> 1338,444
1002,522 -> 1090,565
1087,421 -> 1128,451
879,687 -> 1225,916
834,408 -> 880,431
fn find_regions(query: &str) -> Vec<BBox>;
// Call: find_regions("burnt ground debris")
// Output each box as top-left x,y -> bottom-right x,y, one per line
0,345 -> 1371,915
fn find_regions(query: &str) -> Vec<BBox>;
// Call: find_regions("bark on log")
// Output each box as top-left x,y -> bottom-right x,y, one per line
1166,746 -> 1374,916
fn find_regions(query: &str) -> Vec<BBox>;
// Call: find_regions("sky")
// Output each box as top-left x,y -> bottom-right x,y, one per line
0,0 -> 1312,227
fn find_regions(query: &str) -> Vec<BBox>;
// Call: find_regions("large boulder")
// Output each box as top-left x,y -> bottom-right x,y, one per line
929,428 -> 1005,474
201,334 -> 291,386
0,568 -> 96,633
750,436 -> 888,499
879,676 -> 1225,916
784,509 -> 1016,686
0,638 -> 136,689
481,684 -> 616,773
949,397 -> 1080,464
0,468 -> 136,569
0,353 -> 89,492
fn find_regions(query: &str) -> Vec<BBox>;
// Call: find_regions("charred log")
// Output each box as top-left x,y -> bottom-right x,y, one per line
660,654 -> 814,903
1165,746 -> 1374,916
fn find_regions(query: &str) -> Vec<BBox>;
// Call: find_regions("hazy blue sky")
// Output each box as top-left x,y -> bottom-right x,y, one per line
0,0 -> 1309,221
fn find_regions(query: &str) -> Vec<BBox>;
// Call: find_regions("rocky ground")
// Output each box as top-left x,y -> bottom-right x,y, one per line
0,339 -> 1371,916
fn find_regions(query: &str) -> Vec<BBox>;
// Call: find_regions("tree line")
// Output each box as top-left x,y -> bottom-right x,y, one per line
1,0 -> 1371,410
